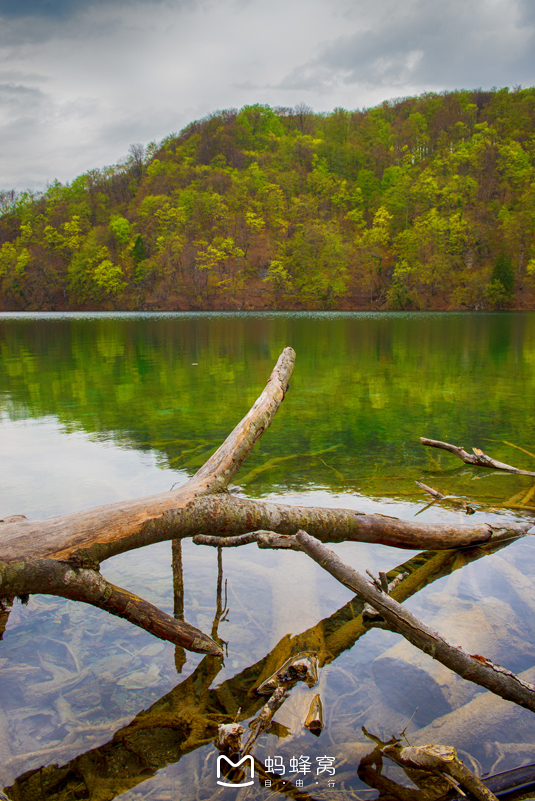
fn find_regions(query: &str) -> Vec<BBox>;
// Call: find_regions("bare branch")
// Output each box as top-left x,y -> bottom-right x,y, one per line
193,530 -> 304,550
0,558 -> 222,656
295,531 -> 535,713
421,438 -> 535,476
416,481 -> 446,500
191,346 -> 295,492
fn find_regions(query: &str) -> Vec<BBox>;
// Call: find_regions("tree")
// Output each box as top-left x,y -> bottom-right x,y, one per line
294,102 -> 314,134
128,143 -> 146,180
486,250 -> 514,308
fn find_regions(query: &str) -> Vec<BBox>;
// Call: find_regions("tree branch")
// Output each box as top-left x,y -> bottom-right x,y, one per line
421,437 -> 535,476
190,346 -> 295,492
3,489 -> 526,571
0,348 -> 296,566
295,530 -> 535,713
0,558 -> 222,656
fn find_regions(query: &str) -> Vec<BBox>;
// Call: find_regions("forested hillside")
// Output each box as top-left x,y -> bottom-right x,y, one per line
1,88 -> 535,311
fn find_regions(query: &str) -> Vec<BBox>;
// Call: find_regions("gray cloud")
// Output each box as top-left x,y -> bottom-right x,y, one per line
279,0 -> 535,95
0,0 -> 176,20
0,0 -> 533,191
0,0 -> 85,20
0,81 -> 45,103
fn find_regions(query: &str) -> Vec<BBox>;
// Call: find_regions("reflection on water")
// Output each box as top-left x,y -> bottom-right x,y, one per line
1,312 -> 535,800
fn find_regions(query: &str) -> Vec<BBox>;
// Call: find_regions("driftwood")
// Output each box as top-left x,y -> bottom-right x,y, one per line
295,531 -> 535,713
2,349 -> 528,655
360,734 -> 499,801
383,743 -> 499,801
373,593 -> 535,723
415,481 -> 476,516
421,437 -> 535,476
4,540 -> 514,800
242,686 -> 290,755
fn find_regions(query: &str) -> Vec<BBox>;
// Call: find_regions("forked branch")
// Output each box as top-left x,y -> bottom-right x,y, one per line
0,350 -> 531,655
421,437 -> 535,476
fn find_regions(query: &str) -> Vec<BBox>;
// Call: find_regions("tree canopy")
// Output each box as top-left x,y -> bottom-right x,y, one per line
2,89 -> 535,311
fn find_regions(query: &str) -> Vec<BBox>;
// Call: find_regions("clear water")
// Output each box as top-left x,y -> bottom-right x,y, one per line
1,312 -> 535,800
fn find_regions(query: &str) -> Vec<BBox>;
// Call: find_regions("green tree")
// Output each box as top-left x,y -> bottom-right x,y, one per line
486,250 -> 514,308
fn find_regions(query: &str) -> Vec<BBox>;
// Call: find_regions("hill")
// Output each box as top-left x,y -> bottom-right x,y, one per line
1,88 -> 535,311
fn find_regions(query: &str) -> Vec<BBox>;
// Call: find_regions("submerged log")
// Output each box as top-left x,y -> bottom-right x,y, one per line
4,541 -> 515,799
0,348 -> 530,653
421,438 -> 535,477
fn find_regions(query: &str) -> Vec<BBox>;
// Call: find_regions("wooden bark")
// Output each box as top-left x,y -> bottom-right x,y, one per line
421,437 -> 535,476
2,478 -> 526,568
4,540 -> 514,799
383,743 -> 499,801
0,346 -> 530,653
295,531 -> 535,713
0,557 -> 221,656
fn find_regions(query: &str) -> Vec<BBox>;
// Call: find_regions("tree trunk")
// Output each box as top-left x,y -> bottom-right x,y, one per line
0,348 -> 530,653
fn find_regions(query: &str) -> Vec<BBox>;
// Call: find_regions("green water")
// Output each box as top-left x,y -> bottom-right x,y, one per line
1,312 -> 535,800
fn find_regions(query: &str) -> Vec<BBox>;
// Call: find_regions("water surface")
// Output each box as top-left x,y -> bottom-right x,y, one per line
1,312 -> 535,800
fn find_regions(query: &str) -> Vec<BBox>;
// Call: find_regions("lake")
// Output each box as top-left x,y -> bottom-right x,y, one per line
1,311 -> 535,800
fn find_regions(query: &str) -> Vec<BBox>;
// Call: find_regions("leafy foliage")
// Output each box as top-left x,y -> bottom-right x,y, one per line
2,88 -> 535,310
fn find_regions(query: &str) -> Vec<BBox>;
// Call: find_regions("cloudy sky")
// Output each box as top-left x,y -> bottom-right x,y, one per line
1,0 -> 534,191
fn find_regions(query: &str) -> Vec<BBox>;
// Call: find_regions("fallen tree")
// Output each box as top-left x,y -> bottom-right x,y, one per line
0,348 -> 530,655
5,541 -> 511,799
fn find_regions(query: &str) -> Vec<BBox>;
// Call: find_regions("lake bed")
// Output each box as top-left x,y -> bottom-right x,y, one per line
1,312 -> 535,800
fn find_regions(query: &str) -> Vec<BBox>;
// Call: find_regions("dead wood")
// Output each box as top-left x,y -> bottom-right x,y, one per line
5,541 -> 513,800
2,487 -> 524,568
415,482 -> 476,515
193,531 -> 264,547
383,743 -> 499,801
295,531 -> 535,714
216,723 -> 245,755
416,482 -> 446,501
256,651 -> 319,695
421,438 -> 535,476
0,347 -> 295,654
242,686 -> 290,755
0,558 -> 221,656
304,694 -> 324,735
0,347 -> 530,654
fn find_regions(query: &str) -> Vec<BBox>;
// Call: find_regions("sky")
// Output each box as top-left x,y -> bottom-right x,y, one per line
1,0 -> 534,191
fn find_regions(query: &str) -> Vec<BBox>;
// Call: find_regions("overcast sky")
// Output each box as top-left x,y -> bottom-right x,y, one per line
1,0 -> 534,191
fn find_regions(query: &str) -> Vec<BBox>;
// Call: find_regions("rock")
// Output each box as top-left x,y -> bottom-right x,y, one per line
372,595 -> 534,726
